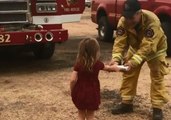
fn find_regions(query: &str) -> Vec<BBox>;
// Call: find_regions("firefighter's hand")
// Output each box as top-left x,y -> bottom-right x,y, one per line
124,61 -> 132,71
109,60 -> 119,66
124,59 -> 140,71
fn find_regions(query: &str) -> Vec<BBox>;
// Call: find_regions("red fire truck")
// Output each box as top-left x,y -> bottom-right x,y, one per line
0,0 -> 85,59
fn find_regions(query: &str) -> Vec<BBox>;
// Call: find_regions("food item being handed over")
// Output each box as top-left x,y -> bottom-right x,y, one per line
117,65 -> 129,72
107,64 -> 129,72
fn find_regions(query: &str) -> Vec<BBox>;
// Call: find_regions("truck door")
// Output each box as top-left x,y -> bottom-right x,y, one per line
106,0 -> 117,27
139,0 -> 152,10
116,0 -> 151,21
115,0 -> 126,21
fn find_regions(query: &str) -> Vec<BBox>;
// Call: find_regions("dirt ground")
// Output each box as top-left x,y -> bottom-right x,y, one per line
0,8 -> 170,120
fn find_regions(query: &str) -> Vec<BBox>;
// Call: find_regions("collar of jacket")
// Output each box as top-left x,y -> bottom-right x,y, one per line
126,10 -> 146,35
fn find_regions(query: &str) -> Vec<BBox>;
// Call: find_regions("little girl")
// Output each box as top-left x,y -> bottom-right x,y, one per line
70,38 -> 120,120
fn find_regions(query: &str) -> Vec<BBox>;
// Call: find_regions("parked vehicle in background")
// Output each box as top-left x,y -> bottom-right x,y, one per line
91,0 -> 171,55
0,0 -> 85,59
85,0 -> 92,8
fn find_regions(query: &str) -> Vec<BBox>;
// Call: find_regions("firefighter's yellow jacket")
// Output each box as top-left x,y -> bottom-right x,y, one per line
112,10 -> 167,66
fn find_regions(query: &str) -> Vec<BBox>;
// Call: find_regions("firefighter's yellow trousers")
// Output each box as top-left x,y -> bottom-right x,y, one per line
120,55 -> 169,109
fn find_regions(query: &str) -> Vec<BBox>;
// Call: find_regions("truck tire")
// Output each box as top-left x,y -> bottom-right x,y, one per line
33,42 -> 55,59
161,22 -> 171,56
98,16 -> 113,42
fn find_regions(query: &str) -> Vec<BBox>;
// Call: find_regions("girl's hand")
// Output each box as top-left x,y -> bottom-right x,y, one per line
103,64 -> 120,72
110,64 -> 120,72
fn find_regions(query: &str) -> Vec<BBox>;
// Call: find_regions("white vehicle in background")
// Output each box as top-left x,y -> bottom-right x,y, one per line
85,0 -> 91,8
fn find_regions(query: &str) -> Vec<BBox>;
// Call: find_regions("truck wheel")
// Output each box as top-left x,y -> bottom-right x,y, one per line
33,43 -> 55,59
98,16 -> 113,42
161,22 -> 171,56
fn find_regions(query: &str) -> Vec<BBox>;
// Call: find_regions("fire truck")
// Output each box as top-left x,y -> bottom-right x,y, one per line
0,0 -> 85,59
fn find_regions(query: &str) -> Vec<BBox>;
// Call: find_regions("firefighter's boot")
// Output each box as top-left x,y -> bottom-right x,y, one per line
153,108 -> 163,120
111,103 -> 133,114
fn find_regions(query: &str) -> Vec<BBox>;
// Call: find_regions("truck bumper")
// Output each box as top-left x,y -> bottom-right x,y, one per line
0,29 -> 68,46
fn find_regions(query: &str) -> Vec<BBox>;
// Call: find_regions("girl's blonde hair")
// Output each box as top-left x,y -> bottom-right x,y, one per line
76,38 -> 100,72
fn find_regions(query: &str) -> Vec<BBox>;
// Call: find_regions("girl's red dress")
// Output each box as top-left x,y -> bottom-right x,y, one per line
71,60 -> 104,110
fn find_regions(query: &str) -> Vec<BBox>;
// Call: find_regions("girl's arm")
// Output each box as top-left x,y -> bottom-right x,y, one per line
70,71 -> 78,92
103,64 -> 120,72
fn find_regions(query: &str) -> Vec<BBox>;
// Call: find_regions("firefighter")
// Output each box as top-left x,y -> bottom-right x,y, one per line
110,0 -> 170,120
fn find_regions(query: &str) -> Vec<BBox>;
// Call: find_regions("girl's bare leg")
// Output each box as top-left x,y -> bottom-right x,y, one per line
86,110 -> 95,120
78,110 -> 86,120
